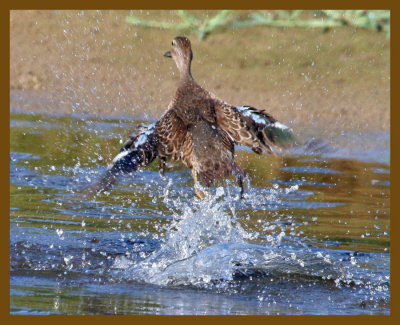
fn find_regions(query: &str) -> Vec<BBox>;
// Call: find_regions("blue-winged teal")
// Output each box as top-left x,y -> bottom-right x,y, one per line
91,36 -> 293,199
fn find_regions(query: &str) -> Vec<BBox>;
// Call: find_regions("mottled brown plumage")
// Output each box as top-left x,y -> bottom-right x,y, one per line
91,36 -> 292,199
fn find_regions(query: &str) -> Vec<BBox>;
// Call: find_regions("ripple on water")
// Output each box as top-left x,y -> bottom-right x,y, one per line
10,111 -> 390,315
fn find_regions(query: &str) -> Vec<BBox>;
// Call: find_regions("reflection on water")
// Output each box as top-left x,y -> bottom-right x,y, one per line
10,111 -> 390,315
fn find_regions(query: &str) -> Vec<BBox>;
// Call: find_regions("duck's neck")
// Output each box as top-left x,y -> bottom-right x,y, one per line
179,69 -> 193,84
177,59 -> 193,83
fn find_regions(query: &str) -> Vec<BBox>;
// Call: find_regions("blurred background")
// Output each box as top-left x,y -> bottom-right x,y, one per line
10,10 -> 390,132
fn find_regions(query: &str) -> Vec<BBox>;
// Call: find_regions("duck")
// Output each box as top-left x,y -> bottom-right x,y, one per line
90,36 -> 293,199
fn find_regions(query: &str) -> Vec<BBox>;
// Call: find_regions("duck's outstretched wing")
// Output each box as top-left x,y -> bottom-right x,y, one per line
88,108 -> 190,194
88,123 -> 158,194
215,104 -> 294,154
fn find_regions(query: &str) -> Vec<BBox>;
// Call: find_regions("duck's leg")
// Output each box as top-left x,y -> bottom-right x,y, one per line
233,163 -> 246,199
237,175 -> 244,199
158,157 -> 166,178
192,169 -> 205,200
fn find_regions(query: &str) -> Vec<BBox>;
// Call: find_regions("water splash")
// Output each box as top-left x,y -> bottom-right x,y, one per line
10,111 -> 390,314
112,188 -> 352,291
116,188 -> 243,285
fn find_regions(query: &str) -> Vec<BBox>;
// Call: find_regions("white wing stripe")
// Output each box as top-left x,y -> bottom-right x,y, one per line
111,150 -> 131,166
236,106 -> 290,130
133,123 -> 156,149
236,106 -> 268,125
272,121 -> 289,130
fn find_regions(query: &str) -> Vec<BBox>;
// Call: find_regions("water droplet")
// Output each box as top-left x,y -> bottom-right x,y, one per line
56,228 -> 64,239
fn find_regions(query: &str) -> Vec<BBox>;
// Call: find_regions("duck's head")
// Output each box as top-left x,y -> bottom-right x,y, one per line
164,36 -> 193,78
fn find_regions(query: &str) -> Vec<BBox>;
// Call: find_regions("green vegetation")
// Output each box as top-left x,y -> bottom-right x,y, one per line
126,10 -> 390,40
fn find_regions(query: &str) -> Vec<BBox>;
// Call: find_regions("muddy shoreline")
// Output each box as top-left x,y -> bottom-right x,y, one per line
10,10 -> 390,132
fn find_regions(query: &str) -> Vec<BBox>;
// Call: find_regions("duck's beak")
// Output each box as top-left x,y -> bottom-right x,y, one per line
163,51 -> 172,58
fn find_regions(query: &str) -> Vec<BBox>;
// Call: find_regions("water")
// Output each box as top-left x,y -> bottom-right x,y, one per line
10,110 -> 390,315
